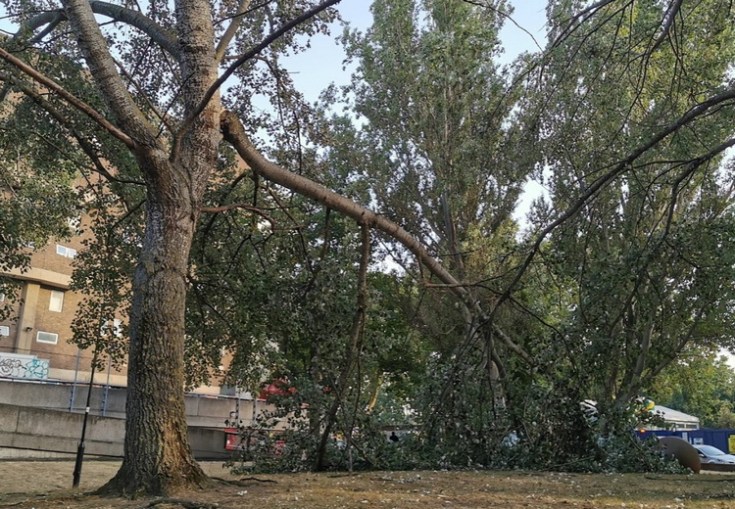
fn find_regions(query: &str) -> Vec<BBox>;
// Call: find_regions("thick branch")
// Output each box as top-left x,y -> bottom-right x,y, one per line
215,0 -> 252,63
221,111 -> 460,289
648,0 -> 683,56
62,0 -> 158,146
19,2 -> 180,59
89,1 -> 179,58
16,11 -> 65,45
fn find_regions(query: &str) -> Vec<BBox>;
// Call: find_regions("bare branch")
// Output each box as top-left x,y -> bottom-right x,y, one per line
200,202 -> 276,228
0,47 -> 135,147
315,222 -> 370,470
462,0 -> 544,52
215,0 -> 252,63
549,0 -> 622,50
185,0 -> 341,130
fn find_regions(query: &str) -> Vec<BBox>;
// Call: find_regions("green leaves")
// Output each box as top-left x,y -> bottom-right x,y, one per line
520,0 -> 735,438
648,350 -> 735,428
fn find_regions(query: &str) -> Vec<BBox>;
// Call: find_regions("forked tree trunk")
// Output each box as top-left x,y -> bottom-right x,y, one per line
60,0 -> 222,492
12,0 -> 506,494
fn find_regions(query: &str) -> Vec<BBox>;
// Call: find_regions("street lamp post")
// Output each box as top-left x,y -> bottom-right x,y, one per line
72,347 -> 98,488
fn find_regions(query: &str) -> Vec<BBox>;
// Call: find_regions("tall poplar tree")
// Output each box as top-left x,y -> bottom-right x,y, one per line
333,1 -> 532,440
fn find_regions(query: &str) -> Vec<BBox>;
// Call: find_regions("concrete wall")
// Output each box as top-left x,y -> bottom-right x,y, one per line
0,379 -> 270,428
0,379 -> 285,459
0,403 -> 125,457
0,402 -> 235,460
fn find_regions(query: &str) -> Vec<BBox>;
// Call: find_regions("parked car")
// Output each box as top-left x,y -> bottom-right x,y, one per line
693,444 -> 735,464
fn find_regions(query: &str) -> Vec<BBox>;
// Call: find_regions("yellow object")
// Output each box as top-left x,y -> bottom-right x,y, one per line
728,435 -> 735,453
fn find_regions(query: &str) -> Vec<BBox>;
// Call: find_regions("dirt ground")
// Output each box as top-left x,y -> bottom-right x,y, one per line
1,460 -> 734,509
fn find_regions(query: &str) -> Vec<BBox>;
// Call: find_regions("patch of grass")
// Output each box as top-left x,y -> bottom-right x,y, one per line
1,461 -> 734,508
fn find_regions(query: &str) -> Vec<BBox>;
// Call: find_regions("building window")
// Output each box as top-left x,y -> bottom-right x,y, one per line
55,244 -> 77,259
101,318 -> 123,338
67,217 -> 81,231
36,331 -> 59,344
49,290 -> 64,312
0,326 -> 9,337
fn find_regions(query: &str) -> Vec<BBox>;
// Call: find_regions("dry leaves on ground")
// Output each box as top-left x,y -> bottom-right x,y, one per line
1,461 -> 734,509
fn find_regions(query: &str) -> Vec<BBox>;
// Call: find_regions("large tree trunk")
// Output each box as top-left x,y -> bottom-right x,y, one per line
62,0 -> 222,493
100,154 -> 209,495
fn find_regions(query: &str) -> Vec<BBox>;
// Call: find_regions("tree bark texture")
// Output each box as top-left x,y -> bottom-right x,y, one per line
101,157 -> 209,495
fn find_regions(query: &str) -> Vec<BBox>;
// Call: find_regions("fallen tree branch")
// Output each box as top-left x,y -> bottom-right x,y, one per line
220,110 -> 532,364
209,475 -> 277,485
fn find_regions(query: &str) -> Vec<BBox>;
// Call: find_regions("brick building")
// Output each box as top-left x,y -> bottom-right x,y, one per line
0,228 -> 132,385
0,234 -> 227,394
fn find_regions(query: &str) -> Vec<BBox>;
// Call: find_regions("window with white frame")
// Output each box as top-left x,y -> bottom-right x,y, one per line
55,244 -> 77,259
101,318 -> 123,338
0,326 -> 9,337
49,290 -> 64,312
36,331 -> 59,344
112,318 -> 122,337
67,216 -> 81,231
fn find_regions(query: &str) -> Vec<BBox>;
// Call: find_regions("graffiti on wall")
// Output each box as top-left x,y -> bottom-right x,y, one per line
0,354 -> 50,379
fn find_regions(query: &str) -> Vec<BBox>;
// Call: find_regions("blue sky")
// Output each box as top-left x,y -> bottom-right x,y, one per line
286,0 -> 549,103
